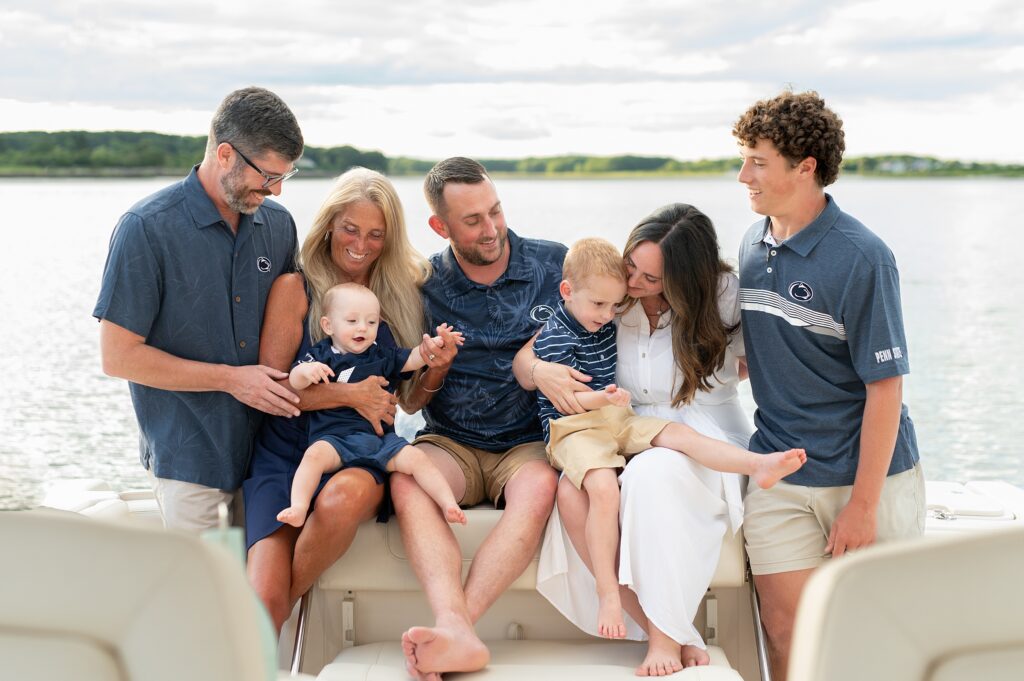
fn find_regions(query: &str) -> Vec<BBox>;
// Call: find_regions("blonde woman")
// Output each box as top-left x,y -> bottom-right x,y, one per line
244,168 -> 460,631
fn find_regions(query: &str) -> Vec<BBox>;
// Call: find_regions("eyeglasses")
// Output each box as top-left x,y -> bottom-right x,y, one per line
228,142 -> 298,188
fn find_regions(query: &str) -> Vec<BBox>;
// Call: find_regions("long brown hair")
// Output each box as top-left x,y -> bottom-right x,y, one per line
621,203 -> 736,407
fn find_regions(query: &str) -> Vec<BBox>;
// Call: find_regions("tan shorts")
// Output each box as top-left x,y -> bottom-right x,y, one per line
546,405 -> 669,489
147,470 -> 241,533
744,462 -> 926,575
412,434 -> 548,507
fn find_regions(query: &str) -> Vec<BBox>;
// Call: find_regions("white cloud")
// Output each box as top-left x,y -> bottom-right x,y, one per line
0,0 -> 1021,162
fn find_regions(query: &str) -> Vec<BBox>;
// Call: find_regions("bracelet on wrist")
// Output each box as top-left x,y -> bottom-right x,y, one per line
422,377 -> 445,393
529,359 -> 541,386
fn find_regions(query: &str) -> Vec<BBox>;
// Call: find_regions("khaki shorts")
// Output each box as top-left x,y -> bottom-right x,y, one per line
744,462 -> 926,575
147,470 -> 241,533
412,434 -> 548,507
546,405 -> 669,489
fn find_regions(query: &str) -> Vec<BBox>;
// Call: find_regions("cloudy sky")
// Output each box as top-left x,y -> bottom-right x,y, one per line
2,0 -> 1022,162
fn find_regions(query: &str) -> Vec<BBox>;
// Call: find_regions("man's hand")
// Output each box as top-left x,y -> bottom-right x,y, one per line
534,361 -> 592,415
350,375 -> 398,436
826,497 -> 878,559
604,384 -> 632,407
227,365 -> 301,417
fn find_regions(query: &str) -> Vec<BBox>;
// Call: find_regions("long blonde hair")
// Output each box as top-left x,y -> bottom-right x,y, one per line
300,168 -> 431,400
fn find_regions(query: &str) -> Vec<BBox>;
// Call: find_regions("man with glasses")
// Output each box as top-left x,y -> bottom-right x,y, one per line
94,87 -> 305,531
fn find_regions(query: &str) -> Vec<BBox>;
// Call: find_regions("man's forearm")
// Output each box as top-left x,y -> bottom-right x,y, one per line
850,376 -> 904,508
102,334 -> 233,393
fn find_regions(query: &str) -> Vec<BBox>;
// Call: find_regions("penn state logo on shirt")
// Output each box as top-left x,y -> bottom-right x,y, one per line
530,304 -> 555,323
256,256 -> 272,273
788,281 -> 813,302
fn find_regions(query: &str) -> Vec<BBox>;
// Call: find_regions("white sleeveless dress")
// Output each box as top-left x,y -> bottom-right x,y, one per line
536,273 -> 753,648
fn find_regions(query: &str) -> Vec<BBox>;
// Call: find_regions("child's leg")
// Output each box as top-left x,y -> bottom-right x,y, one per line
277,441 -> 342,527
651,424 -> 806,489
387,445 -> 466,524
581,467 -> 626,639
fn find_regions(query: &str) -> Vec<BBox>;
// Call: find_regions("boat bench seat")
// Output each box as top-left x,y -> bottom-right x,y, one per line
301,507 -> 747,680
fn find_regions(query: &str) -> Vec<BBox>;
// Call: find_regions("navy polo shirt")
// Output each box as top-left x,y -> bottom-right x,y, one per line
534,301 -> 617,441
93,166 -> 298,490
420,229 -> 567,450
738,194 -> 919,487
299,333 -> 410,440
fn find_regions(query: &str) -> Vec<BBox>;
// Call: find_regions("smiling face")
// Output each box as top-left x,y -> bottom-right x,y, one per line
737,138 -> 803,218
219,146 -> 292,215
624,240 -> 664,300
329,200 -> 387,285
435,178 -> 508,267
561,273 -> 627,333
321,287 -> 381,354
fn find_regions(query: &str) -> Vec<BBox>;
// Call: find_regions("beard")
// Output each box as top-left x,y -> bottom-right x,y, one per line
220,162 -> 269,215
451,230 -> 508,266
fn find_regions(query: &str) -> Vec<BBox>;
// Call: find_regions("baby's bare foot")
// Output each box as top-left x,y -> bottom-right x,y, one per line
276,506 -> 307,528
753,448 -> 807,489
597,591 -> 626,639
445,504 -> 467,525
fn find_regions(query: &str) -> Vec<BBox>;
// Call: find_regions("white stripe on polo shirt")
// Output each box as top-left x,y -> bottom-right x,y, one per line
739,288 -> 847,340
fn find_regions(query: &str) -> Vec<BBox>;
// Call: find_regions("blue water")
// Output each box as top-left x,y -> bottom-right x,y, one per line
1,175 -> 1021,509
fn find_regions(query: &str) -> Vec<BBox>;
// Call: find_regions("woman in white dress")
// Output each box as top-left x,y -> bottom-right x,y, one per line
519,203 -> 752,676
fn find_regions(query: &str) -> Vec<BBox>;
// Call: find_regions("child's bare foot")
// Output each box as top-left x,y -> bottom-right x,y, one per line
597,591 -> 626,639
445,504 -> 467,525
276,505 -> 308,528
752,448 -> 807,489
680,644 -> 710,668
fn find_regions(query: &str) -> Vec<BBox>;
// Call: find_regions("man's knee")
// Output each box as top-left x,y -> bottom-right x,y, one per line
505,461 -> 557,517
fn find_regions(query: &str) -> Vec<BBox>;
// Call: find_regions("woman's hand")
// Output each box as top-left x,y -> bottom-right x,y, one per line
534,360 -> 591,415
419,323 -> 462,370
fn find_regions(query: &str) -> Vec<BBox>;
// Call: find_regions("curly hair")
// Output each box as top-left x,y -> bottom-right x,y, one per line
732,90 -> 845,187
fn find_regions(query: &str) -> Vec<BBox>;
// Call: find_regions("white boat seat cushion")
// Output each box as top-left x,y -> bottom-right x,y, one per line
0,511 -> 274,681
789,525 -> 1024,681
319,640 -> 742,680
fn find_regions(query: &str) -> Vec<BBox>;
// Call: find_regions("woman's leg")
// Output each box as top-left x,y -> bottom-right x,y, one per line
288,467 -> 384,603
247,523 -> 301,632
619,447 -> 729,671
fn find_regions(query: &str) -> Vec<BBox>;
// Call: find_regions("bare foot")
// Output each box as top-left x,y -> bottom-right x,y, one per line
276,505 -> 307,527
635,636 -> 683,677
597,591 -> 626,639
404,624 -> 490,675
680,644 -> 710,668
752,448 -> 807,489
445,504 -> 467,525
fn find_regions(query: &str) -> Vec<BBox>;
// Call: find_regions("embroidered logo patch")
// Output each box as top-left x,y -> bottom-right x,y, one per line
257,256 -> 272,273
788,281 -> 813,302
530,304 -> 555,323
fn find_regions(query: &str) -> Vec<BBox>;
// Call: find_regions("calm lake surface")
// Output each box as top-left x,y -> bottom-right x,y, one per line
1,174 -> 1022,510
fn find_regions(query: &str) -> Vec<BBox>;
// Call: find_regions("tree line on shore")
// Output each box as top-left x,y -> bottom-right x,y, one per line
1,130 -> 1021,178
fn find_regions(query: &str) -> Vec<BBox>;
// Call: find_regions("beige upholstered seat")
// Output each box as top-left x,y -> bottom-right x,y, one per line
0,511 -> 299,681
299,508 -> 748,680
788,526 -> 1024,681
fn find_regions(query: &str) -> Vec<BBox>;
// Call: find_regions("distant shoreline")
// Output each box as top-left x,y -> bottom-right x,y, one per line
1,130 -> 1021,178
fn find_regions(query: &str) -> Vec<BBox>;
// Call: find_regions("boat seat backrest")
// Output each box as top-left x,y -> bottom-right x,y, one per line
0,511 -> 271,681
788,525 -> 1024,681
317,507 -> 746,592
